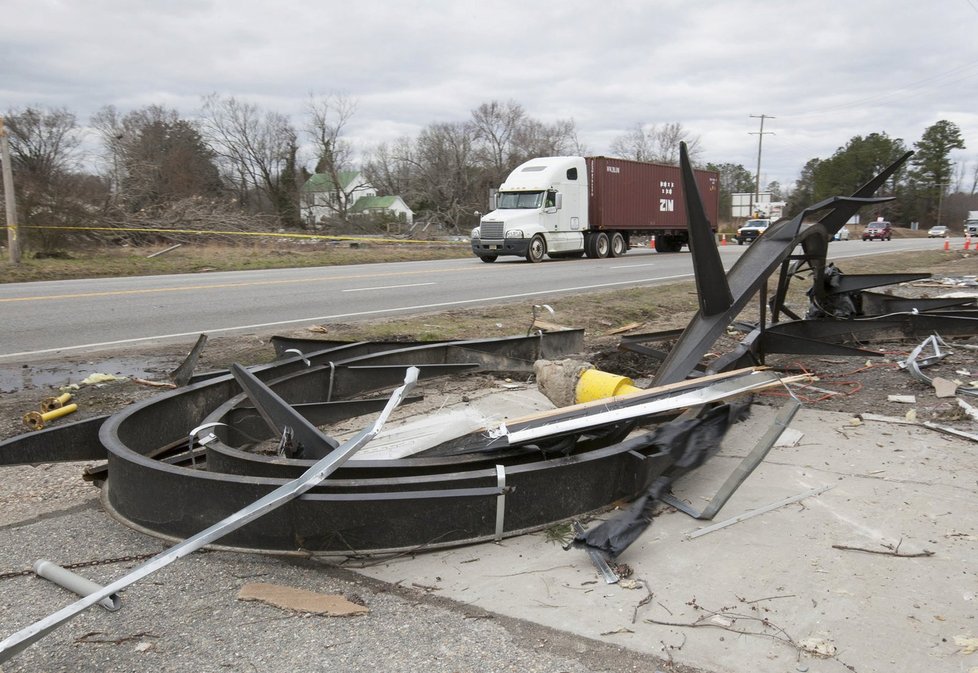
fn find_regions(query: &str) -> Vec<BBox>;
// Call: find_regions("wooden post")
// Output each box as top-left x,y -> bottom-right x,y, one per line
0,117 -> 21,264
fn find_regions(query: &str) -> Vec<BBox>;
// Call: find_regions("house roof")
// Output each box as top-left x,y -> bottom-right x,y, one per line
349,195 -> 402,213
301,170 -> 361,193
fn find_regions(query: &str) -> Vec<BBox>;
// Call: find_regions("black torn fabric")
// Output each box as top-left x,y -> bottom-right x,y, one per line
572,400 -> 750,558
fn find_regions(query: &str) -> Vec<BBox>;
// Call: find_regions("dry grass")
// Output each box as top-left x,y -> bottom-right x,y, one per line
0,240 -> 471,283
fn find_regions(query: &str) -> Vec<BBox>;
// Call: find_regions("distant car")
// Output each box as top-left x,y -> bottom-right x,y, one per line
862,221 -> 892,241
735,218 -> 771,245
833,226 -> 850,241
928,225 -> 948,238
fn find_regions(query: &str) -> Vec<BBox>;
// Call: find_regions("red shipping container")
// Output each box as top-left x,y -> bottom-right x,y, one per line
586,157 -> 719,233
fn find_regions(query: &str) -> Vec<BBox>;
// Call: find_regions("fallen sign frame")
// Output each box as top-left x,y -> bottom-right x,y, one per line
0,366 -> 420,664
660,396 -> 802,520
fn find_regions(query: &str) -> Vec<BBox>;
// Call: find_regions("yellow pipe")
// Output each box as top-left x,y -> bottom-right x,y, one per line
23,403 -> 78,431
575,369 -> 643,403
40,392 -> 72,413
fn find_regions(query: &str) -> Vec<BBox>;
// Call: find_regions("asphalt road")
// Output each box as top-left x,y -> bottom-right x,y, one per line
0,237 -> 942,361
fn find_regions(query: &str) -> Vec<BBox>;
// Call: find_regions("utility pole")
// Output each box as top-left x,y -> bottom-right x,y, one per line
749,114 -> 775,218
0,117 -> 21,264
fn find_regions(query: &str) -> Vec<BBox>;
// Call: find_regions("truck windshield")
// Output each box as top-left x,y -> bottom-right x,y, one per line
497,192 -> 544,209
745,219 -> 769,228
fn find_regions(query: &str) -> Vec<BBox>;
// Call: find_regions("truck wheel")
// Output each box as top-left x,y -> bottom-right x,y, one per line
594,232 -> 610,258
526,235 -> 547,263
584,235 -> 597,258
479,255 -> 497,263
609,232 -> 626,257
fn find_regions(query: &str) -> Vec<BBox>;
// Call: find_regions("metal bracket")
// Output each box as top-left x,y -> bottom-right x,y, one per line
494,465 -> 506,541
660,396 -> 801,520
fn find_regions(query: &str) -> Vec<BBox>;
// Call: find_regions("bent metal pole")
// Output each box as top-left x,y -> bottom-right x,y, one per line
0,366 -> 420,664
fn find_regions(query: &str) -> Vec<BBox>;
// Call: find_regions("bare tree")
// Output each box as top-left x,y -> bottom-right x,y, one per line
199,94 -> 300,225
511,117 -> 582,160
2,106 -> 94,248
655,122 -> 702,165
412,122 -> 478,231
364,137 -> 417,201
610,122 -> 702,165
366,101 -> 586,230
610,123 -> 656,162
305,94 -> 363,222
471,100 -> 526,174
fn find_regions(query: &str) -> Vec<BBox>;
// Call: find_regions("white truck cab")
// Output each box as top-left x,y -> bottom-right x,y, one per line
471,157 -> 588,263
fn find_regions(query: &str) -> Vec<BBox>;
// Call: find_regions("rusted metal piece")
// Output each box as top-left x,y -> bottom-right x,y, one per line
169,333 -> 208,386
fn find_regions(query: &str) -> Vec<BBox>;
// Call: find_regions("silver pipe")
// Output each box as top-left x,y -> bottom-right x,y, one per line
33,561 -> 121,612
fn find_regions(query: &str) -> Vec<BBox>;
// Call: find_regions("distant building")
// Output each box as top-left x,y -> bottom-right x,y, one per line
301,170 -> 413,225
349,195 -> 414,223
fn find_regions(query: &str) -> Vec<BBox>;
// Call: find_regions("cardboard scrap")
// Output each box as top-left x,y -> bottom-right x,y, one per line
888,394 -> 916,404
932,377 -> 958,398
237,582 -> 368,616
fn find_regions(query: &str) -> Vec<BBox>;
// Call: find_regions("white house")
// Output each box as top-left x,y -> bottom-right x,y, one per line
301,170 -> 413,225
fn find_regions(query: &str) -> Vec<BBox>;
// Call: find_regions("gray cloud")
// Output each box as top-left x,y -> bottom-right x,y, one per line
4,0 -> 978,187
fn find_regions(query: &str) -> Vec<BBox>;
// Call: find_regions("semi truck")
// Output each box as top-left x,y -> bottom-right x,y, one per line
470,156 -> 719,263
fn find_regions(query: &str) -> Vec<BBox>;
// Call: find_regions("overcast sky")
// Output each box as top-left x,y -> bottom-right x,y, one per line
5,0 -> 978,190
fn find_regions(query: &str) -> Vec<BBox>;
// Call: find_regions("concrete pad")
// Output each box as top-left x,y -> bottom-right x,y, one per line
353,406 -> 978,673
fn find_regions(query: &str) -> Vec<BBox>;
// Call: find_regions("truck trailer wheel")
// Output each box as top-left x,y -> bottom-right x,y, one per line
593,232 -> 610,258
526,235 -> 547,263
479,255 -> 497,263
609,232 -> 626,257
608,231 -> 628,257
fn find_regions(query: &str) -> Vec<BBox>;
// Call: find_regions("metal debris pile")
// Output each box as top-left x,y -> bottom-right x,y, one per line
2,143 -> 977,663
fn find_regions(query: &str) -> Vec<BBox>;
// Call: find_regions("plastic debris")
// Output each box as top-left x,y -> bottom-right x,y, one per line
572,401 -> 749,558
80,373 -> 125,385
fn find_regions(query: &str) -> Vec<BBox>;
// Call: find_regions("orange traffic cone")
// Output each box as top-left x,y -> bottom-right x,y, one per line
721,234 -> 727,246
965,235 -> 972,251
944,237 -> 950,251
650,235 -> 656,251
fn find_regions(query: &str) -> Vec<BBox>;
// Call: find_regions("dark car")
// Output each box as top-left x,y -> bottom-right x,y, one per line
862,220 -> 892,241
